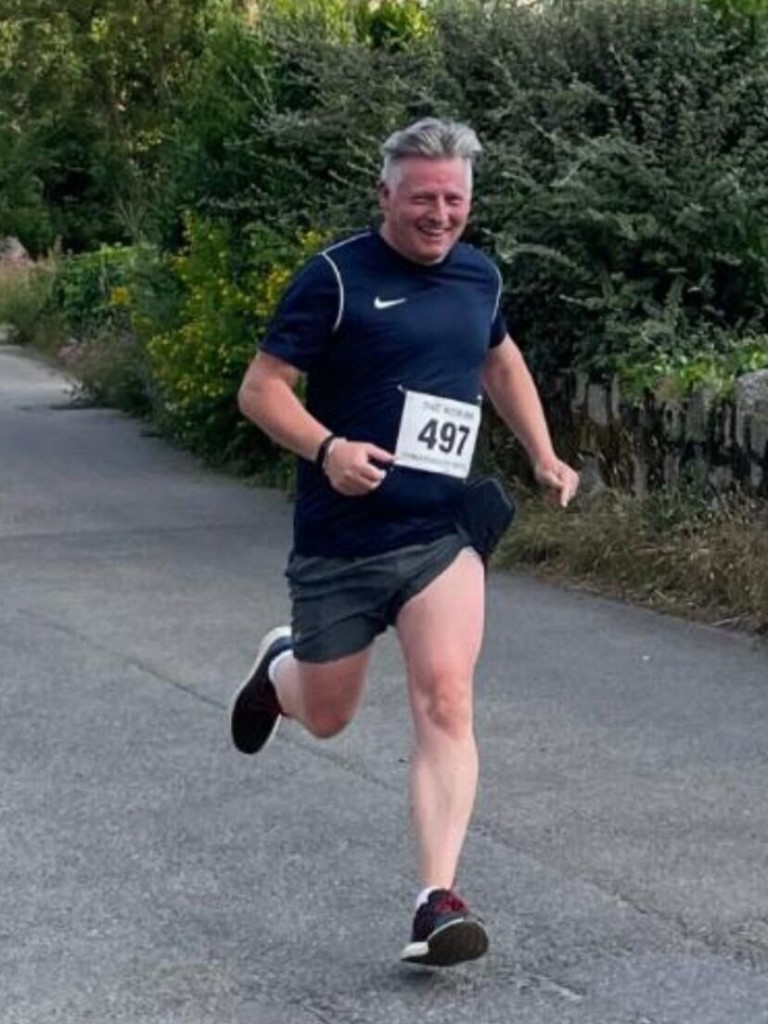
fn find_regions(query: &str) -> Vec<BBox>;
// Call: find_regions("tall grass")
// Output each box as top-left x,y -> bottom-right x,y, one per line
496,487 -> 768,635
0,262 -> 59,348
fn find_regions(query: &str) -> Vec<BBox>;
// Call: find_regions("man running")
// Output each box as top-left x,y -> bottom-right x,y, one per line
230,117 -> 579,967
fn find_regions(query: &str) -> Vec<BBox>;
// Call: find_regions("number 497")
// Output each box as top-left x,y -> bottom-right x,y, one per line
417,418 -> 470,456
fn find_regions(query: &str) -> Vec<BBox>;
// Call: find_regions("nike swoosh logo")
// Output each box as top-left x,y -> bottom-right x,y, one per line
374,297 -> 407,310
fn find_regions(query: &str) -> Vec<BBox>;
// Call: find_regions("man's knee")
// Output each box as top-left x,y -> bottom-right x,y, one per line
293,649 -> 370,739
303,703 -> 356,739
415,669 -> 473,739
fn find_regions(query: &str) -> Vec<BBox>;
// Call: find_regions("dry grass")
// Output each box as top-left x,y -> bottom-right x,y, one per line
495,486 -> 768,636
0,260 -> 58,347
58,331 -> 151,414
0,262 -> 31,324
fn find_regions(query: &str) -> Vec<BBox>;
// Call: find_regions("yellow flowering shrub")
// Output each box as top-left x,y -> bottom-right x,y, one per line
147,213 -> 325,465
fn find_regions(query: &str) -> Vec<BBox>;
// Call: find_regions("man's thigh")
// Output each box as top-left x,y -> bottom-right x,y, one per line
286,551 -> 389,663
286,533 -> 468,664
395,546 -> 486,690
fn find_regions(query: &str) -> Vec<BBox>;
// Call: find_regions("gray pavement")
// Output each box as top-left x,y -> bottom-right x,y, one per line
2,343 -> 768,1024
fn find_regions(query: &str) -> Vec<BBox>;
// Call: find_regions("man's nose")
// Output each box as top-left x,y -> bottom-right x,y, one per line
427,198 -> 449,223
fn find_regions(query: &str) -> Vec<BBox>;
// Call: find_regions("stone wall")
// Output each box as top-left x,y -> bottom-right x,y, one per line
479,369 -> 768,498
549,370 -> 768,497
0,237 -> 31,266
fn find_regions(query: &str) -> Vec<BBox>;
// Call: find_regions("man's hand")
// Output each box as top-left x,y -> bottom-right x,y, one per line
324,438 -> 395,496
534,457 -> 580,508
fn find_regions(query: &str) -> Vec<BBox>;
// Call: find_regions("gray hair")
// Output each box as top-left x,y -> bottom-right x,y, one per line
379,117 -> 482,188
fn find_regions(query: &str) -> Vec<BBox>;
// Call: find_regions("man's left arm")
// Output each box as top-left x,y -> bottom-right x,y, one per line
482,335 -> 579,508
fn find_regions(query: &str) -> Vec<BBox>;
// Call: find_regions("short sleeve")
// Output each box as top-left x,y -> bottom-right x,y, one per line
260,255 -> 340,372
489,308 -> 507,348
488,259 -> 507,348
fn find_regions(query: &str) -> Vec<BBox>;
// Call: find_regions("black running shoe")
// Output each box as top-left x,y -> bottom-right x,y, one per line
400,889 -> 489,967
230,626 -> 292,755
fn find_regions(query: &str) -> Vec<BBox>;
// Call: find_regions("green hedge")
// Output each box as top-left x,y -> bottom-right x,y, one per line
146,0 -> 768,390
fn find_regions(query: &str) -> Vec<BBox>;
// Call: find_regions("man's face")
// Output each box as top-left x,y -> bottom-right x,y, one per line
378,156 -> 472,265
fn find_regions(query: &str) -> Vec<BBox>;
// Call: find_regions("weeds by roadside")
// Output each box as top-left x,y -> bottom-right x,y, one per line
496,485 -> 768,636
0,261 -> 59,348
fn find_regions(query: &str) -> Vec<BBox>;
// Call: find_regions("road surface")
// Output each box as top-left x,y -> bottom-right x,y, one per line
2,344 -> 768,1024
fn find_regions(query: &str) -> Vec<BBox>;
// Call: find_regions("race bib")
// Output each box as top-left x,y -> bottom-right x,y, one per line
394,390 -> 481,479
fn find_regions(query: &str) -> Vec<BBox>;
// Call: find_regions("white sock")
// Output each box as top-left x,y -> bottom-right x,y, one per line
268,649 -> 292,686
415,886 -> 440,910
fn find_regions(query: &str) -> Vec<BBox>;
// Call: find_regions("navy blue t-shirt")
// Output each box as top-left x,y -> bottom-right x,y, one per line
260,230 -> 507,557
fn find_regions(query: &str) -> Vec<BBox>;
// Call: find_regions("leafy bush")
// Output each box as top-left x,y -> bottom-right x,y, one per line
155,0 -> 441,248
155,0 -> 768,390
620,331 -> 768,399
437,0 -> 768,379
52,245 -> 139,337
52,243 -> 178,414
0,0 -> 213,253
145,213 -> 326,469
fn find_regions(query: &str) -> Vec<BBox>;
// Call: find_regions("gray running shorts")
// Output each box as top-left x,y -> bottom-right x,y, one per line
285,531 -> 470,663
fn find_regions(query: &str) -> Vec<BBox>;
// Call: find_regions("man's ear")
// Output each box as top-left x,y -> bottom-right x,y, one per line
377,180 -> 391,212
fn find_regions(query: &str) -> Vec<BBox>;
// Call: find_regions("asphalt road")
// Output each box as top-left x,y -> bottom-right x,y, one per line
3,343 -> 768,1024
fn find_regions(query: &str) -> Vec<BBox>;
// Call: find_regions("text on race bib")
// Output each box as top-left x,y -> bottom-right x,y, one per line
394,390 -> 481,479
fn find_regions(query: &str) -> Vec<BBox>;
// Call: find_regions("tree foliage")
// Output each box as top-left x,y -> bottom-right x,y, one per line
429,0 -> 768,378
2,0 -> 768,431
0,0 -> 212,251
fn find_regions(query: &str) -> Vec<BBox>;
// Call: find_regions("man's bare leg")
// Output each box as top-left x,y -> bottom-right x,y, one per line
395,547 -> 485,889
230,633 -> 371,754
273,645 -> 373,739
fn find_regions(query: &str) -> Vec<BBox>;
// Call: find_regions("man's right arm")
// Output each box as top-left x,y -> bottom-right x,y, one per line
238,351 -> 329,465
238,351 -> 393,494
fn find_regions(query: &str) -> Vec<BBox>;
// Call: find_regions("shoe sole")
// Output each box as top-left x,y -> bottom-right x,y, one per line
229,625 -> 291,755
401,918 -> 489,967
